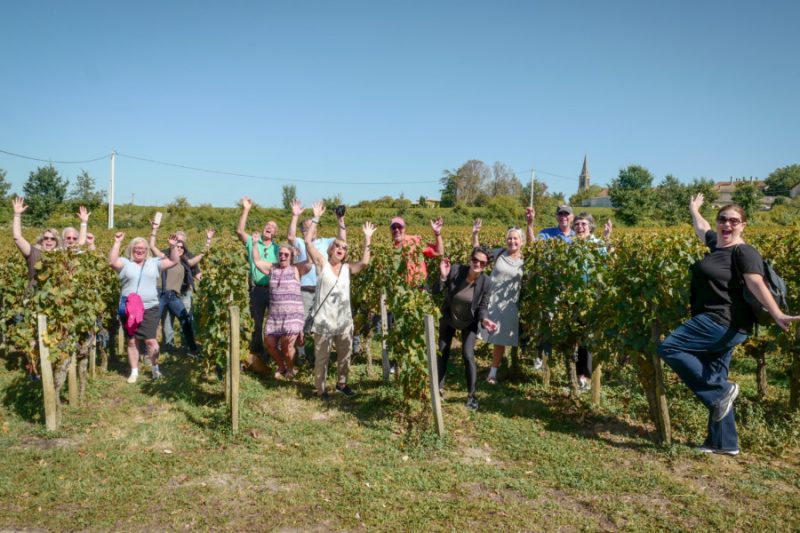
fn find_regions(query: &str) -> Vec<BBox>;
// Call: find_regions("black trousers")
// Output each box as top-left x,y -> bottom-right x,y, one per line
249,285 -> 269,358
437,317 -> 478,397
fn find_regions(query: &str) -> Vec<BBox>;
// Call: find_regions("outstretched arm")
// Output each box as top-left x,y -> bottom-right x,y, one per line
158,234 -> 182,270
236,196 -> 253,244
431,216 -> 444,256
149,219 -> 166,258
186,228 -> 215,267
349,222 -> 375,275
744,273 -> 800,331
287,199 -> 303,246
108,232 -> 126,271
304,201 -> 326,271
525,207 -> 535,243
77,206 -> 90,246
471,218 -> 481,248
336,209 -> 347,242
11,197 -> 32,257
689,193 -> 711,241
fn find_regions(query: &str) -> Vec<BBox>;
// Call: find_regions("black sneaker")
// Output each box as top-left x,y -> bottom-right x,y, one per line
465,396 -> 479,411
336,383 -> 356,397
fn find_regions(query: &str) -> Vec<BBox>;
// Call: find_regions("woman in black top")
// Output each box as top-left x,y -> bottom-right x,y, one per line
657,194 -> 799,455
434,247 -> 496,411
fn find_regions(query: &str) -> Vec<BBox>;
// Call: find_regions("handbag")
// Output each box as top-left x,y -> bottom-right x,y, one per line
304,262 -> 343,334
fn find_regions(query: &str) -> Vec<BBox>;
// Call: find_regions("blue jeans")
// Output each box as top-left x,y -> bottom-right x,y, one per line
159,291 -> 197,352
163,289 -> 193,347
657,313 -> 747,451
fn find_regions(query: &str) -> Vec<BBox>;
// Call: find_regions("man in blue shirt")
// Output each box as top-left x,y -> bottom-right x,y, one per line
534,204 -> 576,242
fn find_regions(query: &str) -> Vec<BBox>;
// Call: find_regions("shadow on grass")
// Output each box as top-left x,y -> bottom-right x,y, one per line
1,372 -> 45,424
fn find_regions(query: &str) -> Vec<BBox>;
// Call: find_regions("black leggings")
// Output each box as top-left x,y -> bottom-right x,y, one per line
437,317 -> 478,397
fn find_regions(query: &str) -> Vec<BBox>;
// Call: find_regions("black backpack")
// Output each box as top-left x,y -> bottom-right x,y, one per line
735,246 -> 788,326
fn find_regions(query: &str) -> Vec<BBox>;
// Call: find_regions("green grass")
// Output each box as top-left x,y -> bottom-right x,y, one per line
1,349 -> 799,532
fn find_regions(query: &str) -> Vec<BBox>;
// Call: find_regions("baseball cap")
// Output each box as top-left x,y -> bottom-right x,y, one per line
390,216 -> 406,228
555,205 -> 573,215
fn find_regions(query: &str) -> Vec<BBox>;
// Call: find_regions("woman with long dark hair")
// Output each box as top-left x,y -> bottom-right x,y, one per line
658,194 -> 799,455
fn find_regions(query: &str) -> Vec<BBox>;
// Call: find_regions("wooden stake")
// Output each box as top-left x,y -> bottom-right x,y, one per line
380,292 -> 390,382
591,362 -> 602,405
650,322 -> 671,444
37,314 -> 57,431
424,315 -> 445,436
229,306 -> 240,434
89,334 -> 96,379
67,355 -> 78,406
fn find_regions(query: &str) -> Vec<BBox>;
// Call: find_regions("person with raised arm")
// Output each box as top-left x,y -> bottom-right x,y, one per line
11,196 -> 61,291
109,231 -> 181,383
149,220 -> 215,358
389,214 -> 444,285
252,239 -> 312,380
472,211 -> 533,384
304,200 -> 376,400
287,199 -> 346,364
61,206 -> 91,249
434,247 -> 494,411
235,195 -> 281,364
658,193 -> 800,456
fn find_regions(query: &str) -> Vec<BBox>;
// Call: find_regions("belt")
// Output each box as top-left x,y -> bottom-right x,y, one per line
301,286 -> 315,293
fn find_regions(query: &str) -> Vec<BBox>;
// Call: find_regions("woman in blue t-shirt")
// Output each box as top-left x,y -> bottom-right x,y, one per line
657,194 -> 799,456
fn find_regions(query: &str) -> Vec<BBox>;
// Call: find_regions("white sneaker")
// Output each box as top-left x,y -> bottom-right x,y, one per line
127,372 -> 138,384
534,358 -> 543,370
697,445 -> 740,456
579,377 -> 590,391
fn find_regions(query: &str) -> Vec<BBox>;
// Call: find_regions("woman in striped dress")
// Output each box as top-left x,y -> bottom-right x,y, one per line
252,243 -> 311,379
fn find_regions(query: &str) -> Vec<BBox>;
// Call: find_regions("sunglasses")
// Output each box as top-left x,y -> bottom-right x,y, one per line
64,236 -> 78,241
133,248 -> 147,253
471,257 -> 488,267
42,236 -> 57,242
390,224 -> 404,230
333,243 -> 348,251
716,215 -> 742,227
278,252 -> 291,257
557,211 -> 571,217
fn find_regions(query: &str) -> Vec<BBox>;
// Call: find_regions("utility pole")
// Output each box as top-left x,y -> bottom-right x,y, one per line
107,150 -> 116,229
529,168 -> 536,208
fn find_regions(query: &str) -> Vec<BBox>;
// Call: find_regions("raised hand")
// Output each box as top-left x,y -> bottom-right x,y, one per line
525,207 -> 535,224
439,257 -> 451,279
206,228 -> 216,240
241,196 -> 253,210
689,193 -> 704,212
603,219 -> 613,239
312,201 -> 325,219
114,232 -> 125,243
431,216 -> 444,235
12,196 -> 28,214
77,205 -> 90,223
291,199 -> 303,217
362,221 -> 376,239
472,218 -> 482,234
167,233 -> 179,247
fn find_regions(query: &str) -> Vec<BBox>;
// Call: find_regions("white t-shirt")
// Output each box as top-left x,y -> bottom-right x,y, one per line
118,257 -> 161,310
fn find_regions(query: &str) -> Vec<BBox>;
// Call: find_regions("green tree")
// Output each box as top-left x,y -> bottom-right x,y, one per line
22,165 -> 68,224
69,170 -> 105,210
521,179 -> 549,208
281,184 -> 297,210
732,179 -> 763,219
440,160 -> 490,207
0,168 -> 11,201
655,175 -> 688,226
764,164 -> 800,196
569,184 -> 604,207
608,165 -> 656,225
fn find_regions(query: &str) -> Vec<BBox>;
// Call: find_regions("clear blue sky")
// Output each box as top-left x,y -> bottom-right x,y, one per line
2,0 -> 798,207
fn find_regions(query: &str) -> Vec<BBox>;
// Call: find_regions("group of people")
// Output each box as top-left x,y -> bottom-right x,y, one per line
11,193 -> 799,456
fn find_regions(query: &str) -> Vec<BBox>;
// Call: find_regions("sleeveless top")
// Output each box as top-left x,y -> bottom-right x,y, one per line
481,250 -> 523,346
311,257 -> 352,335
264,266 -> 305,336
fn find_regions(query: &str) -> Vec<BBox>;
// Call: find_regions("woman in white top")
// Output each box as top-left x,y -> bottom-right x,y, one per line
109,231 -> 180,384
303,201 -> 376,399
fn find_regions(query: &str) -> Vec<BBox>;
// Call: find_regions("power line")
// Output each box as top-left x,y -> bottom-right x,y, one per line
117,152 -> 441,185
0,148 -> 110,165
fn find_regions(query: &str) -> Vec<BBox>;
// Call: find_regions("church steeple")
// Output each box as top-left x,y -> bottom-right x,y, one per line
578,155 -> 590,191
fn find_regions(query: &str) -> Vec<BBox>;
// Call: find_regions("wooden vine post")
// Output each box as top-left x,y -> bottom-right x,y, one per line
229,305 -> 240,434
89,335 -> 97,379
590,361 -> 602,405
380,291 -> 390,382
649,322 -> 672,444
67,355 -> 78,406
37,314 -> 58,431
424,315 -> 444,436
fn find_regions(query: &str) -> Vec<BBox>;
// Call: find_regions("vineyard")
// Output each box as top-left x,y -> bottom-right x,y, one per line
1,220 -> 800,530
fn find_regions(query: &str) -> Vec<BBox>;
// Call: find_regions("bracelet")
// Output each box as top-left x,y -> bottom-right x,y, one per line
80,222 -> 88,226
339,225 -> 346,230
311,218 -> 320,224
434,232 -> 441,237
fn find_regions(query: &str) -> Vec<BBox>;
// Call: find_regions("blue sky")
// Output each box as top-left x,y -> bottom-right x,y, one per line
2,0 -> 798,207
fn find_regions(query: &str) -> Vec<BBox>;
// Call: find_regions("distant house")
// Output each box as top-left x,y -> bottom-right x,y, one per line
711,179 -> 776,210
581,188 -> 612,208
412,197 -> 441,208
